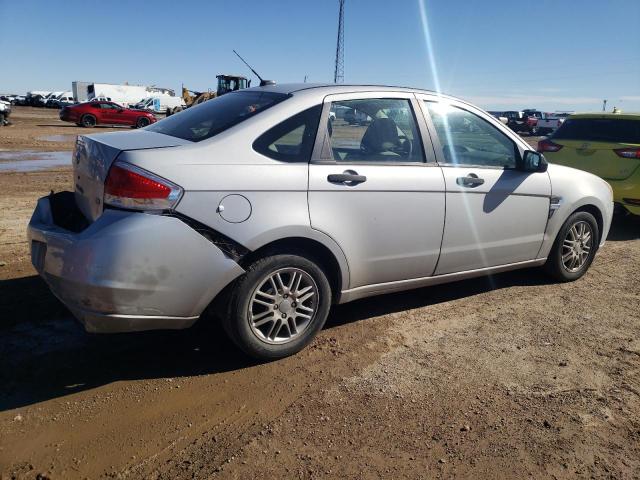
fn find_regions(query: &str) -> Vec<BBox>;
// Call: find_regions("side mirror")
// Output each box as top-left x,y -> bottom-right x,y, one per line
522,150 -> 548,173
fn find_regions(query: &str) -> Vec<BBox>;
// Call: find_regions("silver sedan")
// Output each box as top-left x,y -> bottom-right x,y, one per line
28,84 -> 613,359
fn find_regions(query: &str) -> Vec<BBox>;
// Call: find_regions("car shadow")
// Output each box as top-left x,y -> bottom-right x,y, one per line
482,170 -> 529,213
0,266 -> 551,412
607,213 -> 640,241
1,213 -> 635,412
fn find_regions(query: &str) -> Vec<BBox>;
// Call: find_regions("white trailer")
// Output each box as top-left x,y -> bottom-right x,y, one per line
72,81 -> 92,102
86,83 -> 156,107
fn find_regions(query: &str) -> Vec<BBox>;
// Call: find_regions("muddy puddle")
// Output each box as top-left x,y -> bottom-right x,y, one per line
0,150 -> 71,171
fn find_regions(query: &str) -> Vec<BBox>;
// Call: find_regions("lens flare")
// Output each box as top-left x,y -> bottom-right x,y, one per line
418,0 -> 494,286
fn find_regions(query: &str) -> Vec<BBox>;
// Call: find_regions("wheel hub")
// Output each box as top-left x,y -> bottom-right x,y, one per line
561,220 -> 593,273
248,268 -> 318,344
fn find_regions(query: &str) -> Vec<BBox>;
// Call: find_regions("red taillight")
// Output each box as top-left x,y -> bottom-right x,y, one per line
104,162 -> 182,211
614,148 -> 640,159
537,139 -> 563,153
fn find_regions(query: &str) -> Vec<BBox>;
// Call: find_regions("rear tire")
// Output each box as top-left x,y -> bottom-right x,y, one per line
222,254 -> 332,360
136,117 -> 150,128
81,114 -> 96,128
544,211 -> 599,282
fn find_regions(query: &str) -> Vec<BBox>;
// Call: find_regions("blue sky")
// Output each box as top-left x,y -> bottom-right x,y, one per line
1,0 -> 638,112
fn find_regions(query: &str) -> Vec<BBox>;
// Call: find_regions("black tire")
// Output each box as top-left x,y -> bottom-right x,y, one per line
81,114 -> 96,128
222,254 -> 332,360
136,117 -> 150,128
165,108 -> 172,117
544,211 -> 599,282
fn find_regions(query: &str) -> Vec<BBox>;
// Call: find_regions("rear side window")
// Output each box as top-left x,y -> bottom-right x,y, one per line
553,118 -> 640,143
253,105 -> 322,162
147,91 -> 288,142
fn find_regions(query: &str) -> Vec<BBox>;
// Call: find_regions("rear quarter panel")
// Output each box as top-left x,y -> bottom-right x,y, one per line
120,93 -> 351,288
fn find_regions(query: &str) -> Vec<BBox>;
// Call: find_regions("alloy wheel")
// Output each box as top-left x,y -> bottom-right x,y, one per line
248,268 -> 318,344
561,220 -> 593,273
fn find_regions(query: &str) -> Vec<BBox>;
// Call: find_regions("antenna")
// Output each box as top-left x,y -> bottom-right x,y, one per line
233,50 -> 275,87
334,0 -> 345,83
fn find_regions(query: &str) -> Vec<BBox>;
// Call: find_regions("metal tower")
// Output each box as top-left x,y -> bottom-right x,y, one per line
334,0 -> 345,83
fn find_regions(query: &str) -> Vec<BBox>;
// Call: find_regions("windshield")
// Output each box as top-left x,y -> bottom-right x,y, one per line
552,118 -> 640,143
147,91 -> 288,142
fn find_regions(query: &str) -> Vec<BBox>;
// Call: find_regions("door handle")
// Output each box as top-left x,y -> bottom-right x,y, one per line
456,174 -> 484,187
327,170 -> 367,185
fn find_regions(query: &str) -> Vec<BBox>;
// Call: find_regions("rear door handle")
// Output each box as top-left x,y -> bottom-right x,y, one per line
328,171 -> 367,185
456,174 -> 484,187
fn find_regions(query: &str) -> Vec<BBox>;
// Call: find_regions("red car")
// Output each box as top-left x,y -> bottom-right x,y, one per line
59,101 -> 157,128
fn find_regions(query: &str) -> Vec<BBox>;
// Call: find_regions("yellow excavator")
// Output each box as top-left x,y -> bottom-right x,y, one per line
182,74 -> 250,108
181,51 -> 275,109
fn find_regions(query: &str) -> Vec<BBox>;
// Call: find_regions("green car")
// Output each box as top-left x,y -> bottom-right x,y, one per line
538,112 -> 640,215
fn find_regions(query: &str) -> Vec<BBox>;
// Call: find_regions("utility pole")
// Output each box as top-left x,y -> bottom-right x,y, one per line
334,0 -> 345,83
602,99 -> 607,112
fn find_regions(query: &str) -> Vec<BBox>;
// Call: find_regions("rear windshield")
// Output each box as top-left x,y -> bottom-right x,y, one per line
552,118 -> 640,143
147,91 -> 288,142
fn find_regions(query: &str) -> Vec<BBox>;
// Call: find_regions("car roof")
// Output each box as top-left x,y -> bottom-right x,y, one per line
245,82 -> 440,96
568,112 -> 640,120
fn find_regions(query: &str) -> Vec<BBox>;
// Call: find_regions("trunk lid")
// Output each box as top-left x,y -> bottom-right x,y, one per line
73,130 -> 190,222
545,139 -> 640,180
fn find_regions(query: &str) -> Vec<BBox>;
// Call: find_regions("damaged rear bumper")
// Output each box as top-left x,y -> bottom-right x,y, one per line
27,193 -> 245,333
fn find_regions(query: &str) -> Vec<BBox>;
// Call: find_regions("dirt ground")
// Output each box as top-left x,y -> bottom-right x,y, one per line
0,107 -> 639,479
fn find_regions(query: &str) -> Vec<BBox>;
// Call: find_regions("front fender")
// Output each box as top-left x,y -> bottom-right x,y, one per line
538,164 -> 614,258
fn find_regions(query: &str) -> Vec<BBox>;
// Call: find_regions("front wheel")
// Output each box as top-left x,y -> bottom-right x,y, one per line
222,254 -> 332,360
544,211 -> 599,282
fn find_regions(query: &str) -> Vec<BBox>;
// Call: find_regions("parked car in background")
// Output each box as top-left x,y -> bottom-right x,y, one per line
344,107 -> 371,125
503,110 -> 527,133
131,95 -> 186,115
26,91 -> 50,106
41,91 -> 64,107
536,114 -> 568,136
0,100 -> 11,126
57,94 -> 77,108
488,111 -> 508,124
48,91 -> 74,108
539,112 -> 640,216
29,84 -> 613,360
59,101 -> 157,128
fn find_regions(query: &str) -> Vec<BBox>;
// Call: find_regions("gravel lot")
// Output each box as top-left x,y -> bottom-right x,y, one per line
1,107 -> 639,479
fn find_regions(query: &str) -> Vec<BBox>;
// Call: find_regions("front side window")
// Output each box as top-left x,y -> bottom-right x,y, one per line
147,91 -> 288,142
253,105 -> 322,162
425,102 -> 518,168
327,98 -> 424,163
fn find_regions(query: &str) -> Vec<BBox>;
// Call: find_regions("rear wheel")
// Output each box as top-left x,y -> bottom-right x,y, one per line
136,117 -> 150,128
222,254 -> 332,360
544,211 -> 599,282
81,114 -> 96,128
